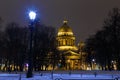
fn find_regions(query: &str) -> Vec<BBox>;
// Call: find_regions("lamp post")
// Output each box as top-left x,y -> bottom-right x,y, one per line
27,11 -> 36,78
92,59 -> 95,70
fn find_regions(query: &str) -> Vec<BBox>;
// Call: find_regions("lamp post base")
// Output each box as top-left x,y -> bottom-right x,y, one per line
27,71 -> 33,78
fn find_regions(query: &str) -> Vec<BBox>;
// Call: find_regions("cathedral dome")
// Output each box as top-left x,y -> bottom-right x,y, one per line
57,20 -> 73,36
58,20 -> 72,32
56,20 -> 78,51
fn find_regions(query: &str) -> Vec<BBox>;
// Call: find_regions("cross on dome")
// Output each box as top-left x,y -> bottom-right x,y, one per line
63,20 -> 68,24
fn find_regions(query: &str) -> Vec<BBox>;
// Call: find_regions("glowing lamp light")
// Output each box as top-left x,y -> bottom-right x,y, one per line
29,11 -> 36,20
92,59 -> 95,62
26,63 -> 29,67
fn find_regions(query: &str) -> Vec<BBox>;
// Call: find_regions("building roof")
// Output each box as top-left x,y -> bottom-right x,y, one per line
58,20 -> 73,32
57,20 -> 73,36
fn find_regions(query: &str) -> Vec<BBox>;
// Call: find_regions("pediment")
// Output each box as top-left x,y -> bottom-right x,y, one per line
64,50 -> 80,56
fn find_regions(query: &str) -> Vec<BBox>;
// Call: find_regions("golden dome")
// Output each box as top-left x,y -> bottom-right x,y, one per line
57,20 -> 73,36
56,20 -> 78,51
58,20 -> 72,32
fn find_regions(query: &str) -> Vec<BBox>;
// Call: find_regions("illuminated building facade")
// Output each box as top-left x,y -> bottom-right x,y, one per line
56,20 -> 87,70
56,20 -> 78,51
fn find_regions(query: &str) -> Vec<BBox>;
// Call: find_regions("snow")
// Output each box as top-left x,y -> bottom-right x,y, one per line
0,71 -> 120,80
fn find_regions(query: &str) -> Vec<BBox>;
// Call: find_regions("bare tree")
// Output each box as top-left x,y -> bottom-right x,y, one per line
86,8 -> 120,70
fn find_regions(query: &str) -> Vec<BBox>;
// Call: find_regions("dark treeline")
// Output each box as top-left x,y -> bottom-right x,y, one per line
0,19 -> 59,71
86,8 -> 120,70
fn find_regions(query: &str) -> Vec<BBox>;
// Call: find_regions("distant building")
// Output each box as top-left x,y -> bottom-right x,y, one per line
56,20 -> 88,70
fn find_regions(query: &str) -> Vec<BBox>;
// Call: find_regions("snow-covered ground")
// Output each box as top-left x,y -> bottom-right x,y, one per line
0,71 -> 120,80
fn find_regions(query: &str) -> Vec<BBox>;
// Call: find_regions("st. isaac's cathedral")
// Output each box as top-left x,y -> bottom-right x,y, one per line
55,20 -> 88,70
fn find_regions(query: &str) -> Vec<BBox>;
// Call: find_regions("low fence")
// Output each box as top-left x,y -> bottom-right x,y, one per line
0,71 -> 120,80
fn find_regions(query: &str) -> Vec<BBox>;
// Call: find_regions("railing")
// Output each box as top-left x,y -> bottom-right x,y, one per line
0,71 -> 120,80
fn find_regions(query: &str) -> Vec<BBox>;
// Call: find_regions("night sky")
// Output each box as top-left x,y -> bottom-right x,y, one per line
0,0 -> 120,43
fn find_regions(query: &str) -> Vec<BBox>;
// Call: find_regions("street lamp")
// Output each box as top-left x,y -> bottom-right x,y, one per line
29,11 -> 36,21
92,59 -> 95,70
27,11 -> 36,78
